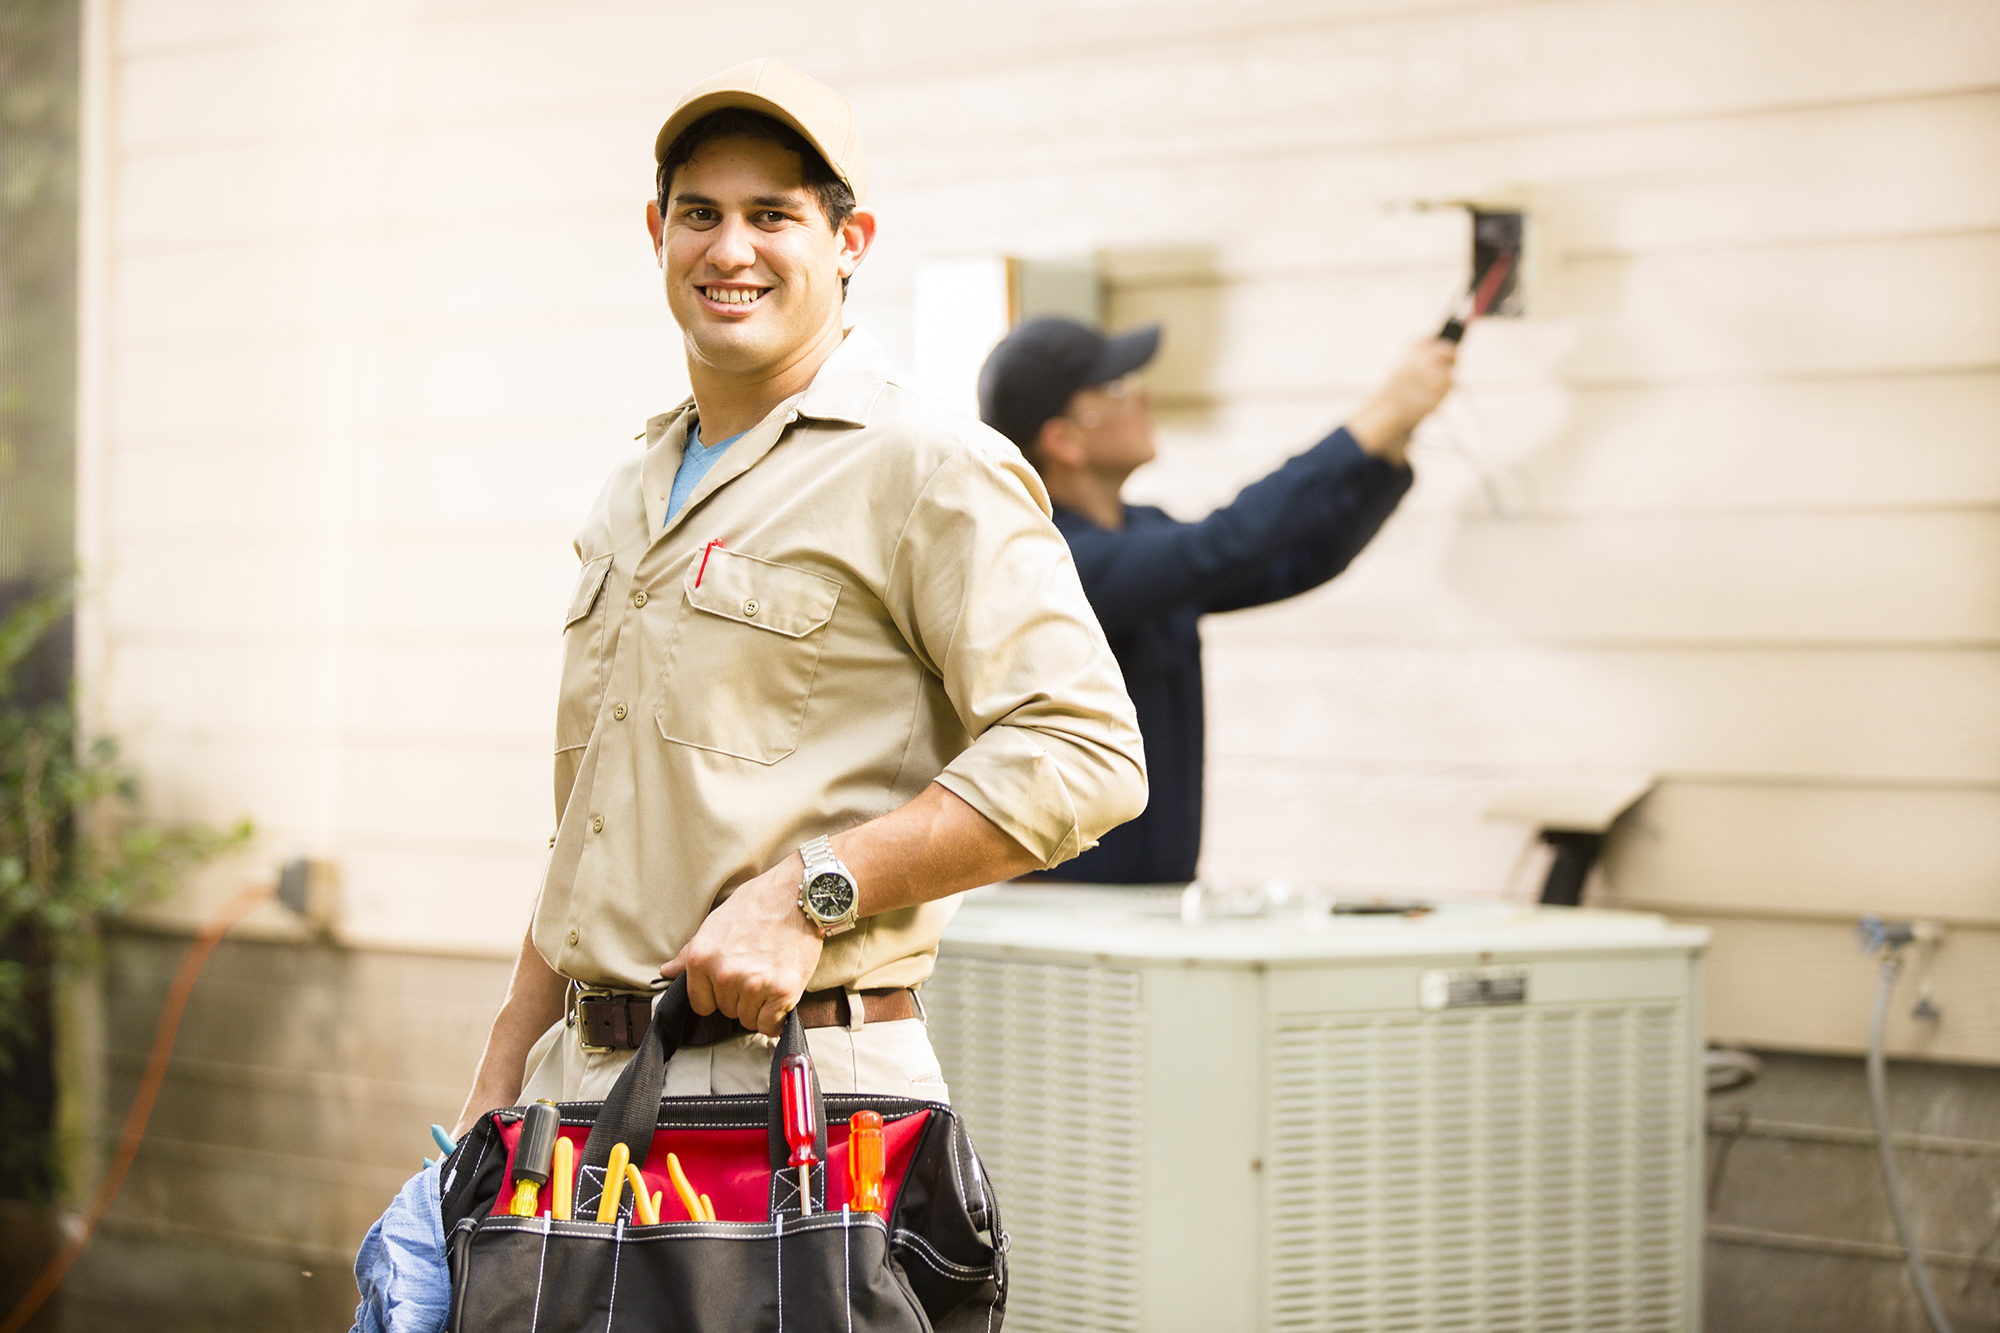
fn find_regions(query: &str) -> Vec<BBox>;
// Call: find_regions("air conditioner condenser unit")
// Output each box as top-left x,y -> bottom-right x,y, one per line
924,887 -> 1708,1333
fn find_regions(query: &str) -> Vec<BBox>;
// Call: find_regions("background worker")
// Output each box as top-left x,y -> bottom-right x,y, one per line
450,62 -> 1144,1136
978,318 -> 1454,884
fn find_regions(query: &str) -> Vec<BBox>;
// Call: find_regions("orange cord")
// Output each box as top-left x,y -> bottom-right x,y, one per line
1,884 -> 276,1333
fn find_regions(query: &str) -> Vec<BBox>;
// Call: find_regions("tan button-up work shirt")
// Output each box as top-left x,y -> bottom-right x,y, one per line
533,329 -> 1147,993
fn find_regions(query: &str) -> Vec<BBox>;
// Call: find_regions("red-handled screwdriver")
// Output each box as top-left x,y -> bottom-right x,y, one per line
1439,248 -> 1517,343
779,1051 -> 818,1215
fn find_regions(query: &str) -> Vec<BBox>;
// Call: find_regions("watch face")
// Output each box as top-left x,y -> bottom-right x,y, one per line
805,871 -> 855,921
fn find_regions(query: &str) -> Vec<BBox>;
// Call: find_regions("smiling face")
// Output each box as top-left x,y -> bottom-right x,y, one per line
650,135 -> 871,384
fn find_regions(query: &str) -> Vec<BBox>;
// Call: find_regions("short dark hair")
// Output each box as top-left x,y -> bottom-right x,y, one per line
656,108 -> 856,233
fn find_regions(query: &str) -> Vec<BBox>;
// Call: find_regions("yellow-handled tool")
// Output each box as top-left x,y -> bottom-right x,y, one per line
597,1142 -> 630,1223
625,1162 -> 660,1225
666,1152 -> 707,1221
506,1103 -> 560,1217
550,1137 -> 574,1221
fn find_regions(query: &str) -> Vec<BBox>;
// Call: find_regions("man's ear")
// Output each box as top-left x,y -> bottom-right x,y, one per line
838,209 -> 877,278
646,199 -> 666,267
1034,415 -> 1085,469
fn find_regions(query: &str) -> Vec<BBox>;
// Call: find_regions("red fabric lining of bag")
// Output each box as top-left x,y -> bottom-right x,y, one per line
493,1109 -> 932,1223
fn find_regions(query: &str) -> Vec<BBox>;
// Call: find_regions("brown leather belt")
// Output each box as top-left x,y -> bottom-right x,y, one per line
794,986 -> 918,1030
571,984 -> 918,1053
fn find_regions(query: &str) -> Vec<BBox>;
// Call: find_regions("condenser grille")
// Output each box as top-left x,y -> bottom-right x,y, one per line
1269,1004 -> 1687,1333
924,955 -> 1145,1333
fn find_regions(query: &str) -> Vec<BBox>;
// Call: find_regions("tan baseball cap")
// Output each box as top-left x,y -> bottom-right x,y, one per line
653,58 -> 868,205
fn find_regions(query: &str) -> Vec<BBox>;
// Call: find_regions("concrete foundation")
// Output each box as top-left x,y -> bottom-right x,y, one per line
1705,1050 -> 2000,1332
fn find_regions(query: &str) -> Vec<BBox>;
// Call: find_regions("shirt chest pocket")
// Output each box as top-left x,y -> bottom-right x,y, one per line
555,552 -> 617,752
654,549 -> 841,764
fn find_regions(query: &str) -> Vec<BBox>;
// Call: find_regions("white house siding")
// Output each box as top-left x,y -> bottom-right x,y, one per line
79,0 -> 1999,1055
67,0 -> 2000,1322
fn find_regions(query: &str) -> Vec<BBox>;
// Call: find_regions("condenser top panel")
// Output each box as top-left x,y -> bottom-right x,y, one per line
943,883 -> 1709,968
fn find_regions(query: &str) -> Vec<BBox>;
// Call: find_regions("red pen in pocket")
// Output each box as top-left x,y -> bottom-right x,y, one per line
695,538 -> 725,587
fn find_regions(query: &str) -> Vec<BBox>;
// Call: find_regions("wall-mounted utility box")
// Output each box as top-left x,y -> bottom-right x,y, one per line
1470,207 -> 1525,316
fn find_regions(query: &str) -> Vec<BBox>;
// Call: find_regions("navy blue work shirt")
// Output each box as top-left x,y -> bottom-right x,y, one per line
1043,426 -> 1412,884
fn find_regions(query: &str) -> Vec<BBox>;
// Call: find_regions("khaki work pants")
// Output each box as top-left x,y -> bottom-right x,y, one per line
518,1006 -> 950,1104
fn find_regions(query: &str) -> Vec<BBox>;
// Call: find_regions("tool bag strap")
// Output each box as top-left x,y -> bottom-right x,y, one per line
577,977 -> 829,1202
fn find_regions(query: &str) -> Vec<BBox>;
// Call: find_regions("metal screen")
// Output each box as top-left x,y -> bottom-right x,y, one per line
1268,1004 -> 1688,1333
924,954 -> 1147,1333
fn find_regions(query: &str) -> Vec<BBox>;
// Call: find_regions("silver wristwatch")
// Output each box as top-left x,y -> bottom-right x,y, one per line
798,835 -> 859,937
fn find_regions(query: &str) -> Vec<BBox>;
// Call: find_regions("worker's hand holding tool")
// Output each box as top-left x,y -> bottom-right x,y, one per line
1345,337 -> 1458,467
660,851 -> 825,1038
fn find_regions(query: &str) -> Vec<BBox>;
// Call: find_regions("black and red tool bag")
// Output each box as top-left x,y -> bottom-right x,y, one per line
439,976 -> 1006,1332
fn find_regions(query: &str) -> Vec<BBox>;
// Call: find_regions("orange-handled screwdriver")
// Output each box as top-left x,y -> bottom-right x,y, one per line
847,1111 -> 886,1212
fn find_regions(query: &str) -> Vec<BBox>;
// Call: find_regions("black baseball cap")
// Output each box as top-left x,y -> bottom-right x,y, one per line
977,318 -> 1162,449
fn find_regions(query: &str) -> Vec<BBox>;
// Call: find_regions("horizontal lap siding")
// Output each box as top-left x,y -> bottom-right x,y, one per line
1035,9 -> 1997,1059
1603,783 -> 2000,927
75,2 -> 2000,1315
85,2 -> 2000,1064
1207,645 -> 2000,784
1203,510 -> 2000,645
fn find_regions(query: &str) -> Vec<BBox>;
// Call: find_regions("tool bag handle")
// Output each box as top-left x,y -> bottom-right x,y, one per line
577,976 -> 829,1209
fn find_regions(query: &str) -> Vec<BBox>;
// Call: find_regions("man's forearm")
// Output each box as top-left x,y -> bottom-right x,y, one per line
836,782 -> 1042,916
451,926 -> 567,1139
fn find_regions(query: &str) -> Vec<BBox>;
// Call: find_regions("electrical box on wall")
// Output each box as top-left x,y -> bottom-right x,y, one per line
1469,207 -> 1525,316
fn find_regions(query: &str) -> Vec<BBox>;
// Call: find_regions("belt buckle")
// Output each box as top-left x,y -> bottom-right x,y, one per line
573,986 -> 618,1053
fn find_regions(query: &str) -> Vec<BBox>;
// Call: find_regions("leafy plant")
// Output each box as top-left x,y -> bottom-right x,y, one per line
0,588 -> 251,1191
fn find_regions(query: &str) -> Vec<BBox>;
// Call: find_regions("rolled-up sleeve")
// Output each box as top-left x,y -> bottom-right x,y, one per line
886,446 -> 1148,867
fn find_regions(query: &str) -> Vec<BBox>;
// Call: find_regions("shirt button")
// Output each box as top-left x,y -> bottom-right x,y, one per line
612,703 -> 627,721
632,589 -> 649,608
743,598 -> 759,617
568,927 -> 579,946
591,815 -> 604,834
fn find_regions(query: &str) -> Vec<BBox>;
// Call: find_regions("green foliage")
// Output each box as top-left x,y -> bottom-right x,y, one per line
0,0 -> 81,589
0,589 -> 252,1076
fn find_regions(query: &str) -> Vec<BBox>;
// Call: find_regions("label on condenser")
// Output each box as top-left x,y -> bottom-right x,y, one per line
1419,965 -> 1529,1010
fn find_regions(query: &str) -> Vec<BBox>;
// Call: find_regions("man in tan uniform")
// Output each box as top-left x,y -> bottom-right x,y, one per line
450,61 -> 1146,1135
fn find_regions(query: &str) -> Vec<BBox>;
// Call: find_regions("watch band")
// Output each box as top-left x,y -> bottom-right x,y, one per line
801,835 -> 840,878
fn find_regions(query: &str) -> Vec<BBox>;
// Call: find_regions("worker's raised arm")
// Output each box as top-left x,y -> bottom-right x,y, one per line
1063,337 -> 1454,628
1057,431 -> 1407,631
1344,337 -> 1457,466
